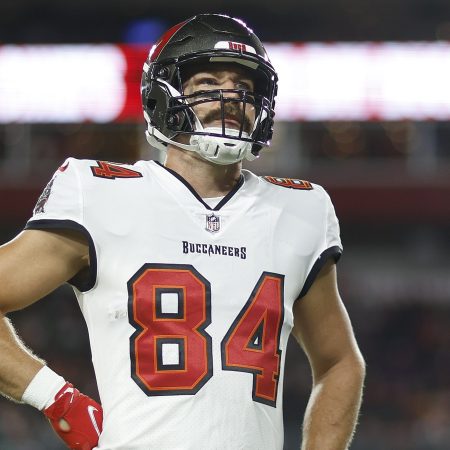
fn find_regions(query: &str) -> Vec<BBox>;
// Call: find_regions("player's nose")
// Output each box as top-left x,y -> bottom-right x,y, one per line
220,80 -> 240,97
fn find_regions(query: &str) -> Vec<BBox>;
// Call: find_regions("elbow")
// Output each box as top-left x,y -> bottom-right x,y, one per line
315,349 -> 366,387
356,348 -> 366,376
345,346 -> 366,378
356,357 -> 366,388
347,349 -> 366,389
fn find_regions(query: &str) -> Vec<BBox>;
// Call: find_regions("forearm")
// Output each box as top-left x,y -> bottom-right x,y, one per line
0,312 -> 103,449
0,313 -> 44,401
301,356 -> 365,450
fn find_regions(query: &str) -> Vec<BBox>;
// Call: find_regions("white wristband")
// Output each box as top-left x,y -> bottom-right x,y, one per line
21,365 -> 66,411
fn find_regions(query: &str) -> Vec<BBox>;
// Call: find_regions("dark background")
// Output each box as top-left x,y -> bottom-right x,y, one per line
2,0 -> 450,43
0,1 -> 449,449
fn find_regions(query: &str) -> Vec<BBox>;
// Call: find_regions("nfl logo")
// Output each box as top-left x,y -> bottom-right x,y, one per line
205,213 -> 220,233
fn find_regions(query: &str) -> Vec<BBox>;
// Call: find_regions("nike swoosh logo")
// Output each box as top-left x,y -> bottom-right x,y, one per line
87,405 -> 101,436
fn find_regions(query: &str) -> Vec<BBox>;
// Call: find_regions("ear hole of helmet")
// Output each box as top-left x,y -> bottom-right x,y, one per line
165,109 -> 193,132
158,66 -> 170,79
146,98 -> 157,111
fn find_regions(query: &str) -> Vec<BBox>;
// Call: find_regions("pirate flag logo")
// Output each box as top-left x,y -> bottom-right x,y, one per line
33,177 -> 55,215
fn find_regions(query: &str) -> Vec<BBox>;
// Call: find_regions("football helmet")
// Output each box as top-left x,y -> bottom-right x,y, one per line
141,14 -> 278,165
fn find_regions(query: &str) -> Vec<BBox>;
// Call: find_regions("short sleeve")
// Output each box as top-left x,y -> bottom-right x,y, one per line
24,158 -> 97,292
298,188 -> 343,298
325,190 -> 343,256
26,158 -> 83,225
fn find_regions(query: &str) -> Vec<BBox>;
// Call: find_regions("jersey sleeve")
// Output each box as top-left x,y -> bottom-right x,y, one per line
298,187 -> 343,298
24,158 -> 97,292
324,189 -> 343,255
27,158 -> 83,223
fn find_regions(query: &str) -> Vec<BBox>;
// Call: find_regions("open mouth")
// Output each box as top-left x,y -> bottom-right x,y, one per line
209,118 -> 243,130
224,119 -> 242,129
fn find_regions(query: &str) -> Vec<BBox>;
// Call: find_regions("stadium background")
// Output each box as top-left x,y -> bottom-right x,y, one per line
0,1 -> 449,449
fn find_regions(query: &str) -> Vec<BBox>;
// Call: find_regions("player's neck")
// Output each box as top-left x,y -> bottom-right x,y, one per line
164,147 -> 242,198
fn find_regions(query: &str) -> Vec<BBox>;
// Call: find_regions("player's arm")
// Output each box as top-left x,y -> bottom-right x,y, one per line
0,229 -> 102,449
0,228 -> 88,397
0,229 -> 89,315
292,259 -> 365,450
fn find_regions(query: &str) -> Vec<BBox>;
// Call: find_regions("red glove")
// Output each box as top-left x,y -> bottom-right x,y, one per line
43,382 -> 103,450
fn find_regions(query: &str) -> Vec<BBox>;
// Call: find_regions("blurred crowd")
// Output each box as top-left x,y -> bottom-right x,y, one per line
284,298 -> 450,450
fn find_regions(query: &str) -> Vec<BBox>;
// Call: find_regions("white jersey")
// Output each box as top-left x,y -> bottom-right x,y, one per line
26,158 -> 342,450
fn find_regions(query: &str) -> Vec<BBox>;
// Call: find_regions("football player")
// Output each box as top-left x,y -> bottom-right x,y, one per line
0,14 -> 365,450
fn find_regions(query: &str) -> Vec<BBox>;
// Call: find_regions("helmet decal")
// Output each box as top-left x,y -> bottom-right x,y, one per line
214,41 -> 257,54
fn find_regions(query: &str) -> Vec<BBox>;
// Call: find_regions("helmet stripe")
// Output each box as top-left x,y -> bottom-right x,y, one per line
148,20 -> 188,62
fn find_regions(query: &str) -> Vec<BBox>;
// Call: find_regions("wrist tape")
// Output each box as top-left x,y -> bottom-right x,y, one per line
21,365 -> 66,411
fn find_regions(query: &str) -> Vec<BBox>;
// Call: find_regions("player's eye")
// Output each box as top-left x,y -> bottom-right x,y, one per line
197,77 -> 219,87
236,81 -> 253,91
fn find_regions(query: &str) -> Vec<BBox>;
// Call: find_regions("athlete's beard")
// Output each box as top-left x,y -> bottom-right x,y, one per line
201,102 -> 253,134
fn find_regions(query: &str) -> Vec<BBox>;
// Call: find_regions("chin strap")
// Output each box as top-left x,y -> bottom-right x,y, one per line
146,124 -> 257,165
190,127 -> 255,165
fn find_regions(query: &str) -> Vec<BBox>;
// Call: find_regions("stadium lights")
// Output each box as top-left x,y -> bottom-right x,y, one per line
1,42 -> 450,123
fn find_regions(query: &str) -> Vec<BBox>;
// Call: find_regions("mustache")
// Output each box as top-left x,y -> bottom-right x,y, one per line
202,103 -> 253,133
